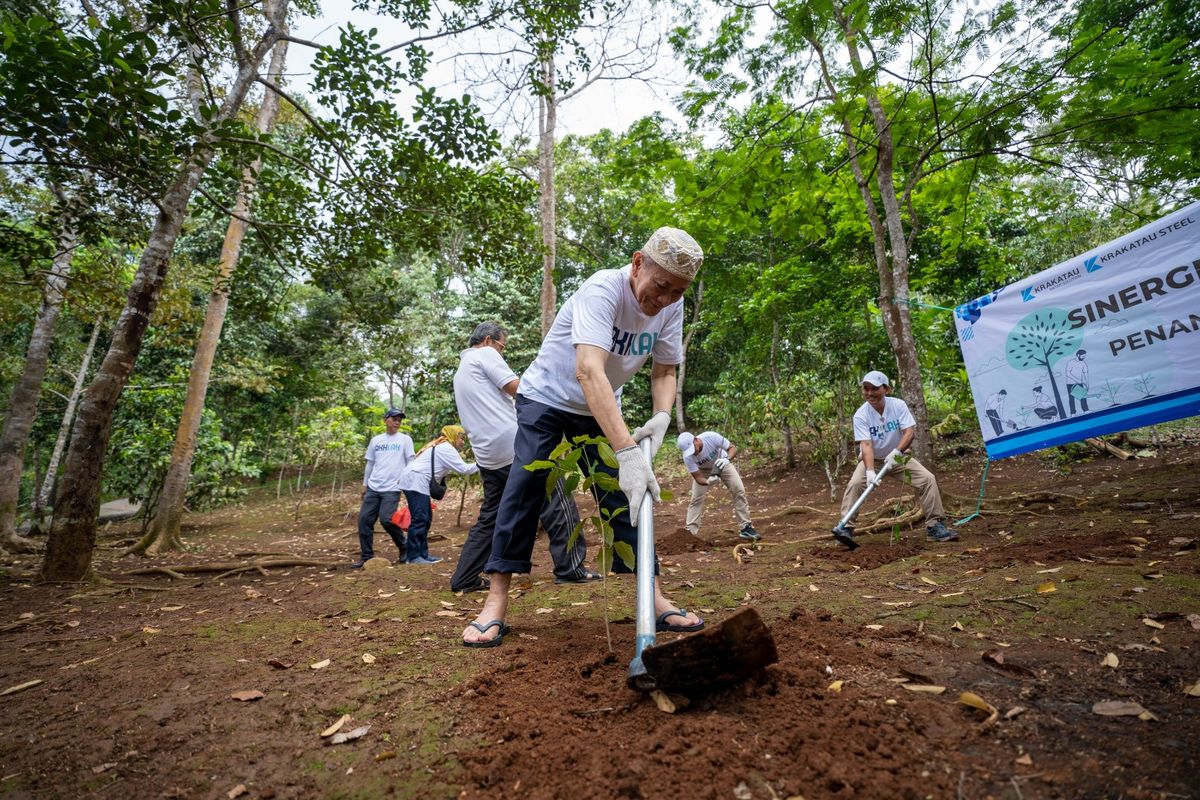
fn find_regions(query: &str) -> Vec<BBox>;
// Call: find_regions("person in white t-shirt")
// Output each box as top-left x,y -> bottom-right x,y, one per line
448,321 -> 596,593
462,226 -> 706,647
396,425 -> 479,564
353,408 -> 415,567
675,431 -> 759,541
835,370 -> 957,548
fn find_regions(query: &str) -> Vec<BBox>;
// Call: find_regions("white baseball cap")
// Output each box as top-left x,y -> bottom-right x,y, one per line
861,370 -> 890,387
676,432 -> 695,452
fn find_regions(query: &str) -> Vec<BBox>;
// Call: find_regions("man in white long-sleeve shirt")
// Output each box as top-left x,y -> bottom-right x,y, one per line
353,408 -> 414,567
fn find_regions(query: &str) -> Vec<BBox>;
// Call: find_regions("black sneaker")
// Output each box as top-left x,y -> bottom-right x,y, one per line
350,559 -> 368,569
926,521 -> 960,542
739,524 -> 761,542
455,577 -> 490,593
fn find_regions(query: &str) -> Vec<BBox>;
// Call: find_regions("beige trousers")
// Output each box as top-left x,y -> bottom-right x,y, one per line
686,463 -> 752,534
838,458 -> 945,525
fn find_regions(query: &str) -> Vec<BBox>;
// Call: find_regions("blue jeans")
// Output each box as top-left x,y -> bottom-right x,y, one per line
485,396 -> 655,576
402,490 -> 434,561
357,489 -> 406,561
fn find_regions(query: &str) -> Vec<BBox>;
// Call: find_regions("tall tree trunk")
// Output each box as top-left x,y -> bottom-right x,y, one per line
537,54 -> 557,338
836,6 -> 933,464
673,280 -> 703,432
37,317 -> 102,512
132,39 -> 289,557
39,10 -> 286,582
0,189 -> 81,553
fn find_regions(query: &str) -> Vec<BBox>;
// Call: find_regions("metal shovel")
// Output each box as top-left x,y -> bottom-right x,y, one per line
831,459 -> 898,549
626,440 -> 779,695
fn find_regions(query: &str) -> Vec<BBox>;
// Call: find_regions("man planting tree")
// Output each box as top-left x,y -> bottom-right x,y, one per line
461,227 -> 705,647
675,430 -> 760,541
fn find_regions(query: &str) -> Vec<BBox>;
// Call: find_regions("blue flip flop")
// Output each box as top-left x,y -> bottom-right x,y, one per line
656,609 -> 705,633
462,619 -> 510,648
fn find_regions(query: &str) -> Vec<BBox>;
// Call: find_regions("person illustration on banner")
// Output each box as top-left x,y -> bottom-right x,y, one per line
984,389 -> 1008,436
1028,385 -> 1058,421
1065,349 -> 1090,415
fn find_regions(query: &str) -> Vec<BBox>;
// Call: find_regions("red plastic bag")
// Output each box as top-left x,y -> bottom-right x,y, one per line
391,505 -> 411,531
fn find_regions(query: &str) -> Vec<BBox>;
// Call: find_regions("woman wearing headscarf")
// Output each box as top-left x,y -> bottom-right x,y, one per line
397,425 -> 479,564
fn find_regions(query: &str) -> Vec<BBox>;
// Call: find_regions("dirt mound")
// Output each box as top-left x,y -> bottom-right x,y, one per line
656,527 -> 714,554
451,607 -> 972,799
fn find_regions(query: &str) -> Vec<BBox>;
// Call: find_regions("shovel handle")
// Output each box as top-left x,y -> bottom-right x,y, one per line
628,438 -> 658,689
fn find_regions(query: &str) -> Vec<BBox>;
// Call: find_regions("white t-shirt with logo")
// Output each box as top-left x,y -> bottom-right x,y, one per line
852,397 -> 916,456
363,432 -> 415,492
454,346 -> 519,470
682,431 -> 730,473
521,265 -> 684,415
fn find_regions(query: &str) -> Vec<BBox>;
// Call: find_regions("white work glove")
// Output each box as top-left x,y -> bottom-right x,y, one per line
615,445 -> 661,527
712,457 -> 730,474
706,474 -> 722,486
631,411 -> 671,461
883,448 -> 903,470
865,469 -> 878,486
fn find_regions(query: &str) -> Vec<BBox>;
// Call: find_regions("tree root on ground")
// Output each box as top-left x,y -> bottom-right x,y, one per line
1,532 -> 43,554
124,557 -> 339,582
855,507 -> 923,535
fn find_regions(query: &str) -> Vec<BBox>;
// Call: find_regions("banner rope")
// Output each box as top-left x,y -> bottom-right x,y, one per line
954,456 -> 991,526
889,296 -> 956,312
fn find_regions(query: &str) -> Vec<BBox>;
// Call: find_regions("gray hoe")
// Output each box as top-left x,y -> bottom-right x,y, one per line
626,440 -> 779,696
831,460 -> 897,549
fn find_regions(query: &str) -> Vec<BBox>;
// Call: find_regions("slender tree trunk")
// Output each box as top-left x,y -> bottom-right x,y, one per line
38,317 -> 102,512
0,190 -> 81,553
132,39 -> 289,557
39,10 -> 286,582
537,54 -> 558,338
835,7 -> 933,464
770,318 -> 796,468
673,280 -> 703,432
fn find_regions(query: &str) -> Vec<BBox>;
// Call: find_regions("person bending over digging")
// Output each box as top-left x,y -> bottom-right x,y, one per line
461,226 -> 706,647
835,370 -> 958,548
675,431 -> 760,541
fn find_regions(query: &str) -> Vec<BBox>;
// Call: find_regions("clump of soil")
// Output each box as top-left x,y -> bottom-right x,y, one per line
657,527 -> 713,554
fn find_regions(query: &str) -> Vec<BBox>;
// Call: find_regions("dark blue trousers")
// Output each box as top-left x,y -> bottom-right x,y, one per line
402,490 -> 434,561
486,396 -> 655,576
357,489 -> 406,561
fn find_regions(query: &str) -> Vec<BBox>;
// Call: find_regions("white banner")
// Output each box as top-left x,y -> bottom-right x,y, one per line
955,202 -> 1200,459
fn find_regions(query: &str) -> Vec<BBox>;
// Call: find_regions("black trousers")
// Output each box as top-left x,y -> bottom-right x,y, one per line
356,489 -> 406,560
486,396 -> 654,576
449,464 -> 587,592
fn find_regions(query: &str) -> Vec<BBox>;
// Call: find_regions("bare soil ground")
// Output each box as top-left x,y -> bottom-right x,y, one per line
1,439 -> 1198,800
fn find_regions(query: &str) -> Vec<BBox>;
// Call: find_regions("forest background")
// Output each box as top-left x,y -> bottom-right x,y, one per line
1,0 -> 1197,579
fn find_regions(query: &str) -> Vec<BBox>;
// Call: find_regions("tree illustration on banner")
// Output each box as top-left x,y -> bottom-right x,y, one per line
1005,309 -> 1083,421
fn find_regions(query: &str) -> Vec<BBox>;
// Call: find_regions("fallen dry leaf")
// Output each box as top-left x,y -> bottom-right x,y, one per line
267,658 -> 292,669
650,689 -> 676,713
959,691 -> 998,723
438,601 -> 455,609
374,751 -> 397,762
902,684 -> 946,695
1092,700 -> 1154,719
310,659 -> 331,670
0,679 -> 43,696
361,653 -> 376,664
434,610 -> 462,618
951,620 -> 964,631
919,576 -> 938,586
1036,567 -> 1062,574
535,607 -> 554,614
1005,706 -> 1026,719
328,725 -> 371,745
1015,754 -> 1033,766
1004,576 -> 1019,583
1101,653 -> 1119,668
1128,536 -> 1150,545
321,714 -> 350,737
808,584 -> 819,592
230,690 -> 264,702
1035,582 -> 1057,594
355,618 -> 376,625
159,605 -> 184,612
828,680 -> 844,693
1183,680 -> 1200,697
140,626 -> 161,634
864,624 -> 884,631
228,785 -> 248,799
1143,618 -> 1165,630
244,588 -> 262,599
